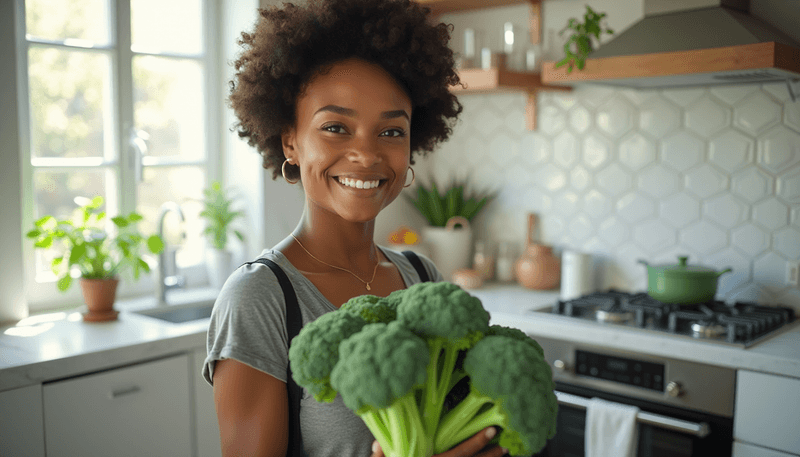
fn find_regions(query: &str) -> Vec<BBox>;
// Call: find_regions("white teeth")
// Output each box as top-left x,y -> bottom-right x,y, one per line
339,177 -> 380,189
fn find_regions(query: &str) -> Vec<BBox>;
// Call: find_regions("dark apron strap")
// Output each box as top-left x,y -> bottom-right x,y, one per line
401,250 -> 431,283
247,258 -> 304,457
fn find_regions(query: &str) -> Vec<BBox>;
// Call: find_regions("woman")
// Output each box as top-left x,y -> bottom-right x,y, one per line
203,1 -> 506,456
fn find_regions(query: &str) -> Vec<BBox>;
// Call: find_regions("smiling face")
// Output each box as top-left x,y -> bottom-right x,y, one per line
282,58 -> 413,223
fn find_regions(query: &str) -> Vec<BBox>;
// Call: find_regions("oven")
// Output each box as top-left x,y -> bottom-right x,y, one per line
523,290 -> 797,457
532,336 -> 734,457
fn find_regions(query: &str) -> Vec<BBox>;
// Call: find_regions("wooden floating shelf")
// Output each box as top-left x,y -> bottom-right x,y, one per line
418,0 -> 539,16
452,67 -> 572,130
540,42 -> 800,88
420,0 -> 542,43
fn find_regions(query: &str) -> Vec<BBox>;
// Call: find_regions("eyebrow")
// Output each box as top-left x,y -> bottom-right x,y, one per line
315,104 -> 410,120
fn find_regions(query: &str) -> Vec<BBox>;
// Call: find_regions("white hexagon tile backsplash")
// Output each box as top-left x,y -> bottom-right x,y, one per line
412,81 -> 800,309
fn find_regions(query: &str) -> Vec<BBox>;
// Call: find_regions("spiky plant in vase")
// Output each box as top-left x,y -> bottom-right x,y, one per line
404,180 -> 495,281
26,196 -> 164,321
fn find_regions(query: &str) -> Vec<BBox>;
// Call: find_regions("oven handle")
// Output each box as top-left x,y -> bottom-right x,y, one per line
555,391 -> 711,438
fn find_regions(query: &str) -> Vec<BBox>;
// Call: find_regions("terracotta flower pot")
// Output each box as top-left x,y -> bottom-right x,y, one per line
79,277 -> 120,322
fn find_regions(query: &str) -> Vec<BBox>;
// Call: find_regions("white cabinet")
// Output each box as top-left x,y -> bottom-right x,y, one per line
192,346 -> 222,457
734,370 -> 800,456
0,384 -> 46,457
42,354 -> 193,457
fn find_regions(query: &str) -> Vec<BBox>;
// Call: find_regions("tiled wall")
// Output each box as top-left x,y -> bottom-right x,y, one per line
408,82 -> 800,309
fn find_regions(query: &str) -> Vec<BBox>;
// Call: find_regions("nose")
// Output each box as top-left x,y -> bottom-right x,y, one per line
346,134 -> 382,167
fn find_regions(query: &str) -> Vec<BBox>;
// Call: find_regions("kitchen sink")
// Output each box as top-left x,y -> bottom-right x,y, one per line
132,300 -> 215,323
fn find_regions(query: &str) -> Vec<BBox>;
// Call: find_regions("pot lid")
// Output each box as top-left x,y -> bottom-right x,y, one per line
652,256 -> 719,275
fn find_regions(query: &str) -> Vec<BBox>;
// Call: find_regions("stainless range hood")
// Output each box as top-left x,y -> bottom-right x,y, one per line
541,0 -> 800,93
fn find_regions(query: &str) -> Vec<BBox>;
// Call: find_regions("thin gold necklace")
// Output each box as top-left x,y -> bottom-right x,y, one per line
291,234 -> 380,291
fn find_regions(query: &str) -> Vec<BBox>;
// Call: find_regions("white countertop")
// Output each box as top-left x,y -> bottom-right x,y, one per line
0,289 -> 217,392
1,284 -> 798,393
470,284 -> 800,380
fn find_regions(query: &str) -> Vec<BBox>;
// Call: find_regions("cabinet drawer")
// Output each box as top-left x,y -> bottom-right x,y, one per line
0,384 -> 45,457
43,354 -> 192,457
734,370 -> 800,455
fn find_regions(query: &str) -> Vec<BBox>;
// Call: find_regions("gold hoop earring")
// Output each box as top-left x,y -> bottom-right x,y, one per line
403,167 -> 415,188
282,159 -> 299,184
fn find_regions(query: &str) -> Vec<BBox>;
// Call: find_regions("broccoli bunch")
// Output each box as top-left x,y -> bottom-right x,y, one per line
288,281 -> 558,457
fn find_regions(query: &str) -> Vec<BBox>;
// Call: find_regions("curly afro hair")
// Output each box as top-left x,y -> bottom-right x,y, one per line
228,0 -> 463,181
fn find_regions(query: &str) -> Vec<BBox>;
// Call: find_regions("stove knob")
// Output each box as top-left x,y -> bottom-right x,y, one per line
666,381 -> 683,397
553,359 -> 569,373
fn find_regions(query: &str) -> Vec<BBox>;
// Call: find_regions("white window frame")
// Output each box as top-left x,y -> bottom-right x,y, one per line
16,0 -> 222,312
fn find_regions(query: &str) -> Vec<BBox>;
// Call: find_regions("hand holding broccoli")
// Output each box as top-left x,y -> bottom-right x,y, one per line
288,282 -> 558,457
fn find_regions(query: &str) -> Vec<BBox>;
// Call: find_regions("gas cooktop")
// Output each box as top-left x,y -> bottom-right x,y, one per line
533,290 -> 797,348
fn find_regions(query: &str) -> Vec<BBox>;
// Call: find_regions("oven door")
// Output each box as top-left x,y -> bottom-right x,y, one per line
534,382 -> 734,457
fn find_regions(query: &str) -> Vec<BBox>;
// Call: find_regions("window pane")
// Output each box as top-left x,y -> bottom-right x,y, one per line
25,0 -> 111,46
28,47 -> 114,160
138,167 -> 206,268
33,169 -> 116,276
131,0 -> 203,55
133,56 -> 206,160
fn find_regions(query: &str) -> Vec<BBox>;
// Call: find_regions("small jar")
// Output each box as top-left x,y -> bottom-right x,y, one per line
472,240 -> 494,280
495,242 -> 515,283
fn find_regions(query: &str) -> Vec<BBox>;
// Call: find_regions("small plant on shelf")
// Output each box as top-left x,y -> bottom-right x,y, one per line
555,5 -> 614,73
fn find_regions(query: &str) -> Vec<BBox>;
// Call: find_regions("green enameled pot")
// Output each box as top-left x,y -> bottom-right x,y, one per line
638,256 -> 732,305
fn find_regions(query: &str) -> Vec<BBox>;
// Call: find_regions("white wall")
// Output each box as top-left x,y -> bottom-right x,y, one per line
377,0 -> 800,310
220,0 -> 305,264
0,0 -> 28,324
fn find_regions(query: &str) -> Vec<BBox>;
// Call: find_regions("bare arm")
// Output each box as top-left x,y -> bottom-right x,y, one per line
213,358 -> 289,457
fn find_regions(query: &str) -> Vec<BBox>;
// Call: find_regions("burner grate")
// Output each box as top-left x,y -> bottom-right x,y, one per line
551,290 -> 796,346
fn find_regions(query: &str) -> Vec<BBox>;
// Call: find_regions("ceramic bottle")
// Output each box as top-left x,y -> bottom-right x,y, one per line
514,213 -> 560,290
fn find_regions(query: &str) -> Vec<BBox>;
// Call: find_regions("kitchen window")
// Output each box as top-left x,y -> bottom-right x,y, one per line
17,0 -> 221,311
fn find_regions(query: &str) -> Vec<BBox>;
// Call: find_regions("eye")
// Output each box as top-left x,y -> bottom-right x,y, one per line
380,128 -> 407,138
322,123 -> 347,134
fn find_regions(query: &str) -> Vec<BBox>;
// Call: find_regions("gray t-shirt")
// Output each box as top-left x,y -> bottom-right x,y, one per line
203,246 -> 442,457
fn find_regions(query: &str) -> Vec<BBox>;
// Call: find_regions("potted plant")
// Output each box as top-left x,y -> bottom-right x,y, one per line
26,196 -> 165,322
555,5 -> 614,73
404,179 -> 495,281
200,180 -> 246,289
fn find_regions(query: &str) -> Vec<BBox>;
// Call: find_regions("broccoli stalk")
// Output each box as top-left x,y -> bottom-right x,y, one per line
396,282 -> 491,437
435,386 -> 515,453
434,335 -> 559,456
330,321 -> 434,457
419,334 -> 473,434
359,391 -> 428,457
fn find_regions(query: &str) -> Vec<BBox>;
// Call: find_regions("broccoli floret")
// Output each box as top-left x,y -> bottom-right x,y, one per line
435,335 -> 558,456
330,321 -> 432,457
396,281 -> 491,434
487,324 -> 545,358
288,310 -> 366,402
340,294 -> 398,323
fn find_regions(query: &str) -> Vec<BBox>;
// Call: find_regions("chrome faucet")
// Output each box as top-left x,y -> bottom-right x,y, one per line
156,202 -> 186,306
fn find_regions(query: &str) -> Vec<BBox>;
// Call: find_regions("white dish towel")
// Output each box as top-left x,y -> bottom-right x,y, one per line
585,397 -> 640,457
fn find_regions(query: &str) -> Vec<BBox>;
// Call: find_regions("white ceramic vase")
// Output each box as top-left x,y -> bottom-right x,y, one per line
422,216 -> 472,282
207,248 -> 233,290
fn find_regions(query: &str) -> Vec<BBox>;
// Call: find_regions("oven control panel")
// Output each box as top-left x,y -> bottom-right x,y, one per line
575,350 -> 665,392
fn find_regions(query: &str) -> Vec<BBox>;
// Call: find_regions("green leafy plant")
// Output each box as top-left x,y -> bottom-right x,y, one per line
555,5 -> 614,73
200,180 -> 245,250
405,179 -> 496,227
26,196 -> 165,292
